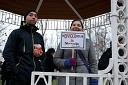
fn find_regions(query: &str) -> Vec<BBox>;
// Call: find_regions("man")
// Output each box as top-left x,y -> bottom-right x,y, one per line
2,10 -> 45,85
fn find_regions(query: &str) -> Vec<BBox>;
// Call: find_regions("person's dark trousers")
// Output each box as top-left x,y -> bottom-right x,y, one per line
5,73 -> 31,85
2,79 -> 6,85
6,73 -> 45,85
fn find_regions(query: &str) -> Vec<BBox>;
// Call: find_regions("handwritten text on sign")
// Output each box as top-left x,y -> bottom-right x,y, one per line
60,31 -> 86,49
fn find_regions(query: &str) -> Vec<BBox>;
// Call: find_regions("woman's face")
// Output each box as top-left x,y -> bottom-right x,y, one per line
70,21 -> 83,31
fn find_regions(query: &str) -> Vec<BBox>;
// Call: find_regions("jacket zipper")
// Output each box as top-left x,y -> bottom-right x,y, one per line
23,39 -> 25,52
31,28 -> 36,71
16,57 -> 22,66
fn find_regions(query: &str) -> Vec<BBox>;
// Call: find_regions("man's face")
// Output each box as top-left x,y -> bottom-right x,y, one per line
25,12 -> 38,25
70,21 -> 83,31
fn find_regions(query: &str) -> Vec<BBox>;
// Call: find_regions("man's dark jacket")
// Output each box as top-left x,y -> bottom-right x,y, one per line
3,24 -> 45,78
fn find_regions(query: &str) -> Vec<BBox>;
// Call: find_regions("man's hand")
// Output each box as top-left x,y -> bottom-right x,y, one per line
33,44 -> 43,57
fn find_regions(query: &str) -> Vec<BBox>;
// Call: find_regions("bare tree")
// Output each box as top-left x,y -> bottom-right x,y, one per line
0,21 -> 10,47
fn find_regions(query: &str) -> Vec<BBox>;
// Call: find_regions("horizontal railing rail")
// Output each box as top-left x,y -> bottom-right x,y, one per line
31,71 -> 116,85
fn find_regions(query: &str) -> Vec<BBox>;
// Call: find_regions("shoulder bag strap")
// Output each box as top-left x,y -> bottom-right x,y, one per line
75,50 -> 90,72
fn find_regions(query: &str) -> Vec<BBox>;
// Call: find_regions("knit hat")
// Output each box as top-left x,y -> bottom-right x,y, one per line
24,9 -> 37,20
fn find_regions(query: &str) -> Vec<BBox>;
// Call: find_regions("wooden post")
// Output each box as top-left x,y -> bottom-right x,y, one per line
71,49 -> 74,70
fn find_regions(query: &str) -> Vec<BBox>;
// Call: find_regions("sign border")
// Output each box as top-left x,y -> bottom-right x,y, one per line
60,31 -> 86,50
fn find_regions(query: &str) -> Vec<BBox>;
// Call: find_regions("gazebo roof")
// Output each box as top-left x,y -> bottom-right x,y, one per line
0,0 -> 111,19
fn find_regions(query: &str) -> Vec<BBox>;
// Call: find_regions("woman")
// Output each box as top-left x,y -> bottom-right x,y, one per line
53,19 -> 98,85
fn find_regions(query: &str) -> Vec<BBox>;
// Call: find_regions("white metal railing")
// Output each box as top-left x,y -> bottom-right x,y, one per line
31,71 -> 115,85
31,58 -> 116,85
31,58 -> 128,85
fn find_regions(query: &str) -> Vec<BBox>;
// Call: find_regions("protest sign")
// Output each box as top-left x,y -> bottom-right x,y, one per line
60,31 -> 86,50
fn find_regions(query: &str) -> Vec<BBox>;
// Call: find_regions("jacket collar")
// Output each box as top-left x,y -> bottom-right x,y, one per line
20,24 -> 38,33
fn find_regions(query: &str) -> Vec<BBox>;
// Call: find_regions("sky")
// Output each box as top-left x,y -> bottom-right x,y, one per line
0,23 -> 63,51
0,24 -> 19,50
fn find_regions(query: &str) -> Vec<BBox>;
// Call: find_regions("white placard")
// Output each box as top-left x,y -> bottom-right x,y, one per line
60,31 -> 86,50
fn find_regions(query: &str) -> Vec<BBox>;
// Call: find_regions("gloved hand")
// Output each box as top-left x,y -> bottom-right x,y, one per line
90,79 -> 98,85
69,58 -> 76,66
64,58 -> 76,67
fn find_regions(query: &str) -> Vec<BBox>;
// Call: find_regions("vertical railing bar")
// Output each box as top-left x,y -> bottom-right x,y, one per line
31,72 -> 35,85
66,76 -> 69,85
83,77 -> 87,85
99,76 -> 103,85
48,76 -> 52,85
